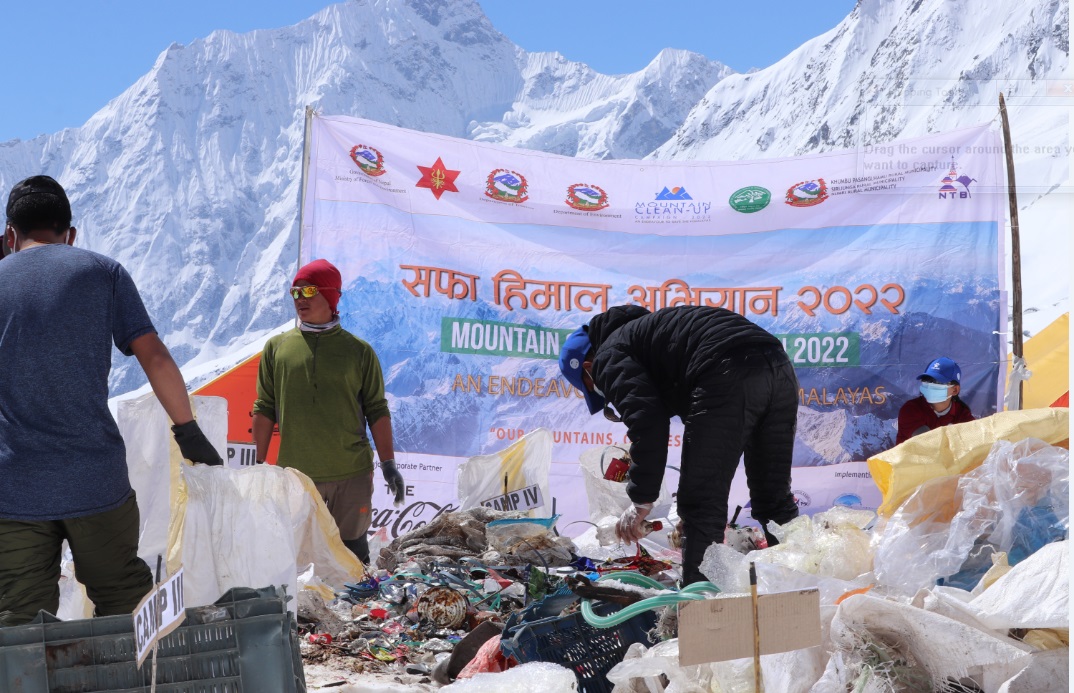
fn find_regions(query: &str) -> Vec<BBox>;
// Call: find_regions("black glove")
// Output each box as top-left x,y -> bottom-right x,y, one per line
171,420 -> 223,466
381,458 -> 405,506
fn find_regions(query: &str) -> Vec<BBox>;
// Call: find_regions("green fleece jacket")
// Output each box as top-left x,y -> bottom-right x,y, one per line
253,325 -> 390,481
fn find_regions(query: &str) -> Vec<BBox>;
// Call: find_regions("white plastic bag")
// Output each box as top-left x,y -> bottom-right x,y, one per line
872,439 -> 1069,595
456,428 -> 553,518
441,661 -> 578,692
177,462 -> 364,612
579,446 -> 675,524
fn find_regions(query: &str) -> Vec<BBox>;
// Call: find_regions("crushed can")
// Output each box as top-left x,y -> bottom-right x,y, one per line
308,632 -> 333,645
416,585 -> 469,629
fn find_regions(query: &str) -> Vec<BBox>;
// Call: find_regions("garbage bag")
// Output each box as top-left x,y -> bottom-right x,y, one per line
579,446 -> 675,524
969,540 -> 1068,631
872,439 -> 1068,595
441,661 -> 577,692
176,462 -> 364,612
457,428 -> 554,518
867,408 -> 1068,516
819,594 -> 1031,692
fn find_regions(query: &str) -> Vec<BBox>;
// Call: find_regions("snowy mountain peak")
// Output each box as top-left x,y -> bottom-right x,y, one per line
0,0 -> 1065,396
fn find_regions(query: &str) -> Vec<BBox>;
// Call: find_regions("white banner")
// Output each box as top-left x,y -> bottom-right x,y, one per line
301,114 -> 1005,538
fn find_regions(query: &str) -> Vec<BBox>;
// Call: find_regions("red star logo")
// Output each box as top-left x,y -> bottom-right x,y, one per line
416,157 -> 460,200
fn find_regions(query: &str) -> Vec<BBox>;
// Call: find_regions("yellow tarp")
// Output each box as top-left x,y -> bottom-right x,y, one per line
1010,312 -> 1069,409
868,408 -> 1069,516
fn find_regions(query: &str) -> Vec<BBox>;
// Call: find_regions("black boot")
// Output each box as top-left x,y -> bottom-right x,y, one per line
343,535 -> 370,565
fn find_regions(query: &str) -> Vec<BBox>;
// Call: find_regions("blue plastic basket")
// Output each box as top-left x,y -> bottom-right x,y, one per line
500,600 -> 658,693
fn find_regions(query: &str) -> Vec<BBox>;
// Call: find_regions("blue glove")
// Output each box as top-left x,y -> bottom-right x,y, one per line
381,458 -> 405,506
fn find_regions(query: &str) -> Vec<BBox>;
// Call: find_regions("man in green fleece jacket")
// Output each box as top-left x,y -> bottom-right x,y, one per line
252,259 -> 404,564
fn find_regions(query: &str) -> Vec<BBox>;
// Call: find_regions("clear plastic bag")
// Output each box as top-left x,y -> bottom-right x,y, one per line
579,446 -> 676,523
872,438 -> 1069,595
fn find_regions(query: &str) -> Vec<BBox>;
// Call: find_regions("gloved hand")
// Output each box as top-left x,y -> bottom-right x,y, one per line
381,458 -> 405,506
171,420 -> 223,466
616,502 -> 654,543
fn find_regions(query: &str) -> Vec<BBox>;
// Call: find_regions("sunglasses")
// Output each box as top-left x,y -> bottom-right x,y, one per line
289,285 -> 333,300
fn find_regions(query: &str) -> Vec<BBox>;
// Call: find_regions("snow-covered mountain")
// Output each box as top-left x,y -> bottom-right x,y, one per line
0,0 -> 1066,395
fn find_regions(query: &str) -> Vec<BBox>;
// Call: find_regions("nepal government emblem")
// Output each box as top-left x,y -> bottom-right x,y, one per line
350,145 -> 386,177
565,183 -> 609,211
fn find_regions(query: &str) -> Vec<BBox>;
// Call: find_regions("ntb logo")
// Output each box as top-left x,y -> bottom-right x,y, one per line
938,163 -> 976,199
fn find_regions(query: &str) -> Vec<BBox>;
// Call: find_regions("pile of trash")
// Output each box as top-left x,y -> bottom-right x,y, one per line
297,432 -> 1069,692
296,504 -> 683,688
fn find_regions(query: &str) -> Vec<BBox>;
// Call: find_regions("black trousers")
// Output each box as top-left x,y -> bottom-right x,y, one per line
677,345 -> 800,584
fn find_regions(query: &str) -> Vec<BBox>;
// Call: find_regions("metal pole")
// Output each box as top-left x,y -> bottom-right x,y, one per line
998,93 -> 1023,409
750,562 -> 763,692
150,555 -> 162,693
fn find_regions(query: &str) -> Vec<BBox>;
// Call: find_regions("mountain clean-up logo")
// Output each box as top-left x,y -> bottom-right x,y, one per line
415,156 -> 461,200
938,163 -> 975,199
728,186 -> 771,213
349,144 -> 386,177
565,183 -> 609,211
635,185 -> 711,223
485,169 -> 529,204
655,185 -> 692,200
785,179 -> 828,207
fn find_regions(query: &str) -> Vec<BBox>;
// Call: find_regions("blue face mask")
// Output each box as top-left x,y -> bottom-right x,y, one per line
920,381 -> 952,404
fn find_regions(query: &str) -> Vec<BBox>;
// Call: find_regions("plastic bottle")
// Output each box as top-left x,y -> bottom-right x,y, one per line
596,517 -> 663,545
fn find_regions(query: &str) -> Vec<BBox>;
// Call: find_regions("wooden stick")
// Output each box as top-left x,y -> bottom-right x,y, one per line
750,562 -> 763,693
999,92 -> 1023,409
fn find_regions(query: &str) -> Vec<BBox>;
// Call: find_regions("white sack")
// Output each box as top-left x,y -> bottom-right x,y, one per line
120,392 -> 228,565
441,661 -> 578,692
969,540 -> 1069,630
456,428 -> 553,518
177,462 -> 364,612
825,594 -> 1031,690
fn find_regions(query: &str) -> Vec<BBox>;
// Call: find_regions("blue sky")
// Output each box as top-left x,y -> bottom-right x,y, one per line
0,1 -> 854,142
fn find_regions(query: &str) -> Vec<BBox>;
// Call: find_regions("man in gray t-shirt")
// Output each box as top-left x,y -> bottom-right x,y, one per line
0,176 -> 223,626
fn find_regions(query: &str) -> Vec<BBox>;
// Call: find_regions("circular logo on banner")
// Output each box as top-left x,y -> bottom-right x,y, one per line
833,493 -> 863,508
728,186 -> 771,213
349,145 -> 386,177
785,179 -> 828,207
566,183 -> 610,211
793,490 -> 812,509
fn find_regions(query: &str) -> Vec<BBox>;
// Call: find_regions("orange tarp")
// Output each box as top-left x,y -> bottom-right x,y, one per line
193,353 -> 279,463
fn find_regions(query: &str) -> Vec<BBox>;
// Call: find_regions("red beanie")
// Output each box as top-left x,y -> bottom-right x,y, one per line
294,259 -> 342,314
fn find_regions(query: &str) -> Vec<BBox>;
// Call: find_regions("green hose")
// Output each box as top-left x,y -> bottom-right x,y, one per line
580,571 -> 721,628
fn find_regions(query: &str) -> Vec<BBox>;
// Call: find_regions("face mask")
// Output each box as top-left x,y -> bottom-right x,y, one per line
920,381 -> 951,404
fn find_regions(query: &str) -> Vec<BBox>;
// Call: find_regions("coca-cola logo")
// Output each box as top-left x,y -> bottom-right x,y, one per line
369,500 -> 460,539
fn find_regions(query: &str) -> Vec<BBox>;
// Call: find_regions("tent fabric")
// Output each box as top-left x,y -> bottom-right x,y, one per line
867,408 -> 1069,516
193,353 -> 281,463
1010,312 -> 1068,410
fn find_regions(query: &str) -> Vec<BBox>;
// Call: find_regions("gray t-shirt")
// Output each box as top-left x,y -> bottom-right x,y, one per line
0,244 -> 155,520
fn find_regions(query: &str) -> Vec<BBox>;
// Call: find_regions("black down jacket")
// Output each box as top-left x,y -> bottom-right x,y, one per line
586,304 -> 783,503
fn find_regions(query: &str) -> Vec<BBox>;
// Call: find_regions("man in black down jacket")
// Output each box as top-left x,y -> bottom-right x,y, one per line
559,304 -> 800,584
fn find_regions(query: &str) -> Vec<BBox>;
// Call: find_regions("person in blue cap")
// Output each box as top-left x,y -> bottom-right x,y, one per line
559,304 -> 800,585
896,356 -> 975,444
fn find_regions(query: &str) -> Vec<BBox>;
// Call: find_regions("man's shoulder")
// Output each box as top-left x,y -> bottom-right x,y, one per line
332,327 -> 377,352
264,327 -> 301,349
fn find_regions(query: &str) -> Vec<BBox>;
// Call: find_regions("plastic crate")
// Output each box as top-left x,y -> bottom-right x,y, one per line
0,585 -> 305,693
500,600 -> 658,693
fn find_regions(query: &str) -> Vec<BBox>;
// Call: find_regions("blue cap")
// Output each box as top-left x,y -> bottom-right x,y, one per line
918,357 -> 961,384
559,326 -> 605,415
